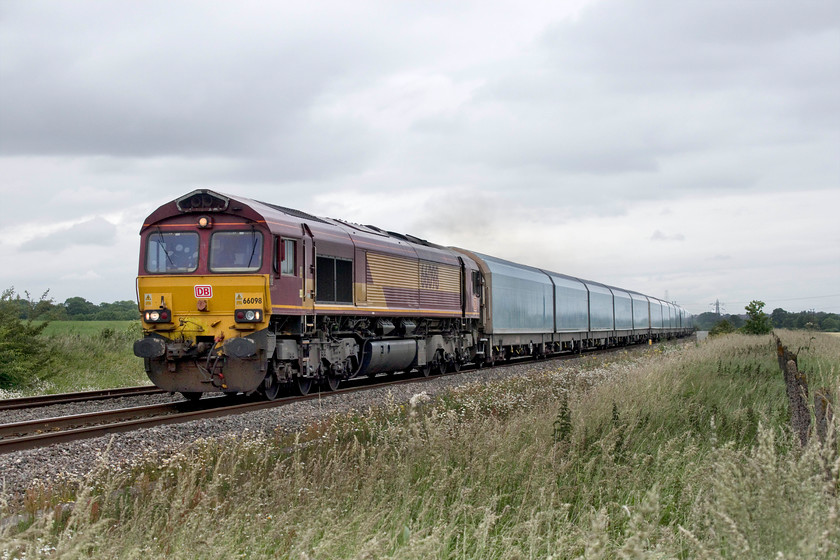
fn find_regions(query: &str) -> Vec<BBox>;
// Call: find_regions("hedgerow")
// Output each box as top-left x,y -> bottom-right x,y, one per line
0,288 -> 52,389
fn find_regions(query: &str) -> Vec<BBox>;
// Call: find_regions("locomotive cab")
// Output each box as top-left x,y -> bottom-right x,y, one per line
134,191 -> 277,397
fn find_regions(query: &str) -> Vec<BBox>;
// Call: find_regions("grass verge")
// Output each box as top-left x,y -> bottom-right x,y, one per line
0,322 -> 149,398
37,321 -> 136,337
1,331 -> 838,558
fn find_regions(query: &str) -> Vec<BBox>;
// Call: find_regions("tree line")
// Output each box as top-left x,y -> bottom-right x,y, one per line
1,288 -> 139,321
695,306 -> 840,332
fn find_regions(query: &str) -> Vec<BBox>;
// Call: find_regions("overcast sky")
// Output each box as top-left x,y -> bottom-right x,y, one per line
1,0 -> 838,315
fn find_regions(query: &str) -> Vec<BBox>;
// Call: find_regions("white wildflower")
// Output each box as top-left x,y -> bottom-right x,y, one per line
409,392 -> 430,407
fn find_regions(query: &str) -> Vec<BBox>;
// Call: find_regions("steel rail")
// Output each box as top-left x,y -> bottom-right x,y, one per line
0,375 -> 437,454
0,399 -> 218,439
0,386 -> 165,412
0,334 -> 689,414
0,336 -> 693,454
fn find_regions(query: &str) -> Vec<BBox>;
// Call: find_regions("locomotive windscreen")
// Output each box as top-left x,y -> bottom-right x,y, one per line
209,231 -> 264,272
146,231 -> 199,273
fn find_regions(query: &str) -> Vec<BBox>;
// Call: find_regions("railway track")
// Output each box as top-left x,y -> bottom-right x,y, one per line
0,385 -> 165,411
0,337 -> 692,455
0,374 -> 441,454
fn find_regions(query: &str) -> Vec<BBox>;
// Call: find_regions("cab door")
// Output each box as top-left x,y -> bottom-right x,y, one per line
301,224 -> 316,313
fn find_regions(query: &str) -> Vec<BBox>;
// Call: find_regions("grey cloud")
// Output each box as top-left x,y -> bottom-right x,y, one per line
439,0 -> 840,192
539,1 -> 839,91
0,0 -> 838,312
21,217 -> 117,251
2,0 -> 837,206
651,230 -> 685,242
0,2 -> 386,165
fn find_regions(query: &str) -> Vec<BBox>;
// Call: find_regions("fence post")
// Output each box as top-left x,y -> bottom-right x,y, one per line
776,335 -> 811,447
814,388 -> 834,447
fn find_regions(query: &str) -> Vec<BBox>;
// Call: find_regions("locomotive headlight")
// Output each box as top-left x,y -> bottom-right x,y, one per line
197,216 -> 213,228
245,310 -> 256,321
149,311 -> 160,321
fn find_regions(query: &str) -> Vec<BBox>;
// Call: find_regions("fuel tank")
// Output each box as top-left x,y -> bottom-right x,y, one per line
357,339 -> 417,376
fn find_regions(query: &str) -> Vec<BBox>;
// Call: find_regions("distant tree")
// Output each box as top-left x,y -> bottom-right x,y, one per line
742,300 -> 772,335
822,316 -> 840,332
709,319 -> 735,337
694,312 -> 747,331
800,310 -> 817,328
728,314 -> 745,329
64,297 -> 98,319
693,312 -> 722,331
770,308 -> 790,329
95,300 -> 140,320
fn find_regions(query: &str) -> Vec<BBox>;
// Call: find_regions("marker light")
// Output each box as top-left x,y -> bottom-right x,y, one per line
144,308 -> 172,323
234,309 -> 262,323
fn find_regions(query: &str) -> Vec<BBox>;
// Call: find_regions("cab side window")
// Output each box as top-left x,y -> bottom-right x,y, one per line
279,238 -> 296,275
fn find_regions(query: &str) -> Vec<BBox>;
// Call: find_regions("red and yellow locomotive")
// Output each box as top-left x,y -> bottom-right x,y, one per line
133,189 -> 481,400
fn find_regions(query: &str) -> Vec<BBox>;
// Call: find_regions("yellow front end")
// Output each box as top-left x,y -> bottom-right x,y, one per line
135,275 -> 272,394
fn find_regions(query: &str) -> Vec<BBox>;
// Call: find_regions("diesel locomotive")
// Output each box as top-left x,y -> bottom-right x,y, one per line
133,189 -> 692,400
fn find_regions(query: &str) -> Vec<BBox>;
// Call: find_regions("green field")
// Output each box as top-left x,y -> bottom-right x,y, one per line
2,330 -> 838,558
1,320 -> 150,397
39,320 -> 136,336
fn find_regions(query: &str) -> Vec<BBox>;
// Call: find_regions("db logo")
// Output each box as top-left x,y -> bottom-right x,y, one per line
194,285 -> 213,298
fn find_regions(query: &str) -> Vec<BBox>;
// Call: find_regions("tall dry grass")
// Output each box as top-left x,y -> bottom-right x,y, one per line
2,332 -> 838,558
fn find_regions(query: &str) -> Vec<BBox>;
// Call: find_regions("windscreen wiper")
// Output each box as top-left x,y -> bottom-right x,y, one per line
156,227 -> 176,268
246,226 -> 259,268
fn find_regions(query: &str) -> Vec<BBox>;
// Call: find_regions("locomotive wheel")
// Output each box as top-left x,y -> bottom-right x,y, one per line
451,359 -> 461,373
437,359 -> 449,375
261,374 -> 281,401
323,374 -> 341,392
296,376 -> 313,396
180,391 -> 202,402
419,363 -> 432,377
